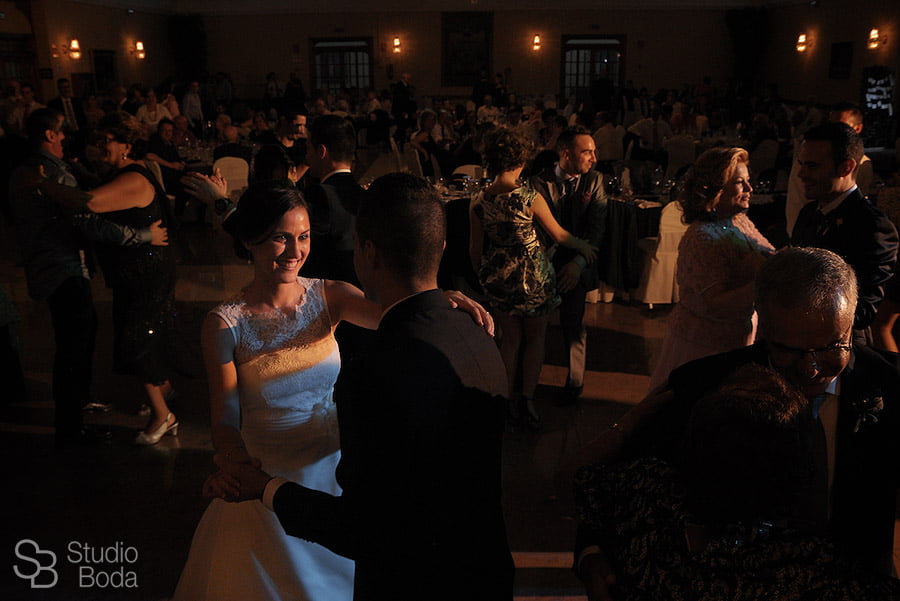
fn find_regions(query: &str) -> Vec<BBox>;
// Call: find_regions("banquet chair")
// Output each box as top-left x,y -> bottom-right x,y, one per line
143,159 -> 168,193
389,138 -> 405,172
452,164 -> 483,180
430,154 -> 443,180
212,157 -> 250,229
143,159 -> 178,225
213,156 -> 250,201
405,146 -> 424,177
635,200 -> 688,308
664,135 -> 696,181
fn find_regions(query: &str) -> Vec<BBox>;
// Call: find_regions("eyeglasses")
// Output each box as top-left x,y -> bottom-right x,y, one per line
766,337 -> 852,366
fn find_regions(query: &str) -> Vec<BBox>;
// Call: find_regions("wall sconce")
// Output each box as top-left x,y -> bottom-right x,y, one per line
796,33 -> 808,53
532,34 -> 541,51
867,28 -> 884,50
53,39 -> 82,59
134,41 -> 146,59
392,36 -> 401,53
68,39 -> 81,59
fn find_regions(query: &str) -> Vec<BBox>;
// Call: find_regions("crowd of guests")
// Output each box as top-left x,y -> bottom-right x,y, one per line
3,68 -> 900,601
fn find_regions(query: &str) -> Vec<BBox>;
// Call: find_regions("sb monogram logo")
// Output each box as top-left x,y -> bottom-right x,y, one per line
13,539 -> 58,589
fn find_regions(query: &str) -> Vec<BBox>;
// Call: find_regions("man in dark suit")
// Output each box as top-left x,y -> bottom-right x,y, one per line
300,114 -> 364,286
46,78 -> 86,134
530,128 -> 607,403
574,248 -> 900,598
791,121 -> 898,345
220,173 -> 513,600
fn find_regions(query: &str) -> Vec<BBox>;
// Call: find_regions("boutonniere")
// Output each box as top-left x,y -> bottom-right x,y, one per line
851,392 -> 884,433
581,193 -> 591,204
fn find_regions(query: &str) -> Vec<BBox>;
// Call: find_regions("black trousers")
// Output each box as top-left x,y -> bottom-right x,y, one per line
558,281 -> 588,389
47,276 -> 97,435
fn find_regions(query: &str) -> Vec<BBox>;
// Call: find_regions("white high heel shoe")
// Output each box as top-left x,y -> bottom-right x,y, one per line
135,413 -> 179,445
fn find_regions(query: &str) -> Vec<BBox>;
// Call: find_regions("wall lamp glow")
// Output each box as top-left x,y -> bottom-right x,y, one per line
53,39 -> 82,59
392,36 -> 401,53
134,41 -> 146,59
532,34 -> 541,51
68,39 -> 82,59
868,28 -> 885,50
796,33 -> 808,53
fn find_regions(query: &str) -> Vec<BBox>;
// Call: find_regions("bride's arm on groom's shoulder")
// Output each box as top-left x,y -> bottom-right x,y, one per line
201,313 -> 261,472
323,279 -> 381,330
322,279 -> 495,336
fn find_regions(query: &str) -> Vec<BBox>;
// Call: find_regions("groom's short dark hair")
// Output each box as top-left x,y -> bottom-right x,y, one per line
357,173 -> 445,281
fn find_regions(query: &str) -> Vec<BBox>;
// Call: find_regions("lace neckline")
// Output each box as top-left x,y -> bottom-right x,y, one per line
238,283 -> 307,319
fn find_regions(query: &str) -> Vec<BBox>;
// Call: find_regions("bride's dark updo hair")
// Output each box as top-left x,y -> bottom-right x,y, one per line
222,181 -> 307,260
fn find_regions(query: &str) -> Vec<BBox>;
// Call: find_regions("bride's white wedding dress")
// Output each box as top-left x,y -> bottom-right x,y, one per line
173,277 -> 353,601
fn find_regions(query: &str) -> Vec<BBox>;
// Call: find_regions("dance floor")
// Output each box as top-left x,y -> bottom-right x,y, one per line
2,191 -> 898,599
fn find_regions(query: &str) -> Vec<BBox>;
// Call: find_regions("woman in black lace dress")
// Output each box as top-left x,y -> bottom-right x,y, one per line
575,365 -> 900,600
81,112 -> 178,444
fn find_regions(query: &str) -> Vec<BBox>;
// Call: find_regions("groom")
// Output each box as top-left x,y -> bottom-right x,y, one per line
221,173 -> 514,600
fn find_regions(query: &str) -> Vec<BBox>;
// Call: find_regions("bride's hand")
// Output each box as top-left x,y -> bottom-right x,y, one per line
444,290 -> 495,337
202,470 -> 240,500
214,446 -> 262,469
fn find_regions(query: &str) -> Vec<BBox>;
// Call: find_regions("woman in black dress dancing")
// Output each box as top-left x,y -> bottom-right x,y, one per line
40,111 -> 179,444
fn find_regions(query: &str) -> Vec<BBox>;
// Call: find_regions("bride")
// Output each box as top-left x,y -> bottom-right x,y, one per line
173,181 -> 491,601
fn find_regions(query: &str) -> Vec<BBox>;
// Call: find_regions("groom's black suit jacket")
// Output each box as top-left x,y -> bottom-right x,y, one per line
625,343 -> 900,573
272,289 -> 513,600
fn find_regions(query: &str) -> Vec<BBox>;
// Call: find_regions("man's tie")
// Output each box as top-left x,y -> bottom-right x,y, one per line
563,177 -> 576,200
809,394 -> 830,531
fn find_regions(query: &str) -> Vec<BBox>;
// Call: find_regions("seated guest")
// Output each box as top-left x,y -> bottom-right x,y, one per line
213,112 -> 232,144
83,94 -> 104,130
477,94 -> 501,124
409,110 -> 439,177
172,115 -> 197,147
627,105 -> 673,164
591,111 -> 620,173
213,125 -> 251,165
122,84 -> 143,116
145,118 -> 185,193
576,364 -> 900,600
135,88 -> 172,137
248,111 -> 276,145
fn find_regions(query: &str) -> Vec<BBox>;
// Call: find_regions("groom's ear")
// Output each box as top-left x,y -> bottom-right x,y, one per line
362,239 -> 380,269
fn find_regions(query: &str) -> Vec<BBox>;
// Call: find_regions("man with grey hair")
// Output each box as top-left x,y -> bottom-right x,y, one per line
574,247 -> 900,596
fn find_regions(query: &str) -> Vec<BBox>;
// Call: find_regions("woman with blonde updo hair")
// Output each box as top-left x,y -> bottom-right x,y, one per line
470,127 -> 597,429
648,147 -> 775,390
